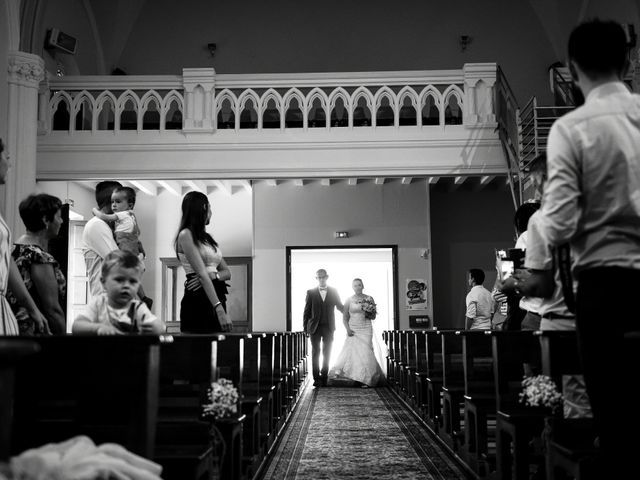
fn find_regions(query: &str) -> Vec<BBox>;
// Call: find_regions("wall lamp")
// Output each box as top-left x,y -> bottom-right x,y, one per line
207,43 -> 217,57
459,35 -> 473,52
335,231 -> 349,239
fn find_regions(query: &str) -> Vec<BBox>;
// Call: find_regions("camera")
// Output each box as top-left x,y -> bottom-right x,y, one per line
496,248 -> 525,281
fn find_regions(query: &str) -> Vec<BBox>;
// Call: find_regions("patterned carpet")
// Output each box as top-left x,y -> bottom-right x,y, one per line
261,384 -> 468,480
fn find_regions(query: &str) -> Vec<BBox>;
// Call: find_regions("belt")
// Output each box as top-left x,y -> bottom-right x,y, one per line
543,312 -> 575,320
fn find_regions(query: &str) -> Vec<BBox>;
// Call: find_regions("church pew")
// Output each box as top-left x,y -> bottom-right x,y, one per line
0,339 -> 40,461
539,330 -> 596,480
156,334 -> 233,480
258,333 -> 276,451
241,333 -> 264,476
438,330 -> 466,452
492,330 -> 543,480
404,330 -> 418,407
459,330 -> 496,476
272,333 -> 287,425
10,336 -> 161,458
423,329 -> 447,434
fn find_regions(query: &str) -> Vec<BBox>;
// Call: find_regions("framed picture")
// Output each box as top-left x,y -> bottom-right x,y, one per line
409,315 -> 431,329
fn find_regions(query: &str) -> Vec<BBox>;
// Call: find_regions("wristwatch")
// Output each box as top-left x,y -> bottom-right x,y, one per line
214,272 -> 220,280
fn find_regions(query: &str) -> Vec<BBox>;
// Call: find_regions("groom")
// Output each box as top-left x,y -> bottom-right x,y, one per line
303,269 -> 343,387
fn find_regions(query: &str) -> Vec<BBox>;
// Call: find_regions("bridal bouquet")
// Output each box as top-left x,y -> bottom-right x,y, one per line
519,375 -> 563,414
202,378 -> 239,420
361,297 -> 377,320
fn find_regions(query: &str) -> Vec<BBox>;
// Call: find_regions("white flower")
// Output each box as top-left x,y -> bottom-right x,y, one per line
202,378 -> 239,420
519,375 -> 563,413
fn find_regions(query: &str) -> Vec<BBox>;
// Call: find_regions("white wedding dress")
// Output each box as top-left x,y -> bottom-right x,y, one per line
328,296 -> 385,387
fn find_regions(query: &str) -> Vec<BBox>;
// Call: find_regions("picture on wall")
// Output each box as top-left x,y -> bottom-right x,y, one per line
405,278 -> 428,310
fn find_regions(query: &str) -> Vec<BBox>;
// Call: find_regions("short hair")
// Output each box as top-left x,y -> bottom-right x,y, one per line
514,201 -> 540,235
101,250 -> 143,278
568,19 -> 629,79
19,194 -> 63,232
352,277 -> 364,286
95,181 -> 122,209
316,269 -> 328,277
469,269 -> 485,285
529,153 -> 547,175
114,186 -> 136,207
0,138 -> 4,154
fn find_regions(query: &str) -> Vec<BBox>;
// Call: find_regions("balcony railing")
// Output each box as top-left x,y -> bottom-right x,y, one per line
39,64 -> 500,135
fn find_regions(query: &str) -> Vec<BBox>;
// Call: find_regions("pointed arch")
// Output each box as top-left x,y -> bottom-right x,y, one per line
260,88 -> 283,129
328,87 -> 350,128
283,88 -> 305,128
162,90 -> 184,131
373,86 -> 396,127
71,90 -> 96,132
50,92 -> 72,132
418,85 -> 443,127
306,87 -> 329,129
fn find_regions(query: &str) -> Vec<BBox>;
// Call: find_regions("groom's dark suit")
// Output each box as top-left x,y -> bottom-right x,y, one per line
303,286 -> 343,385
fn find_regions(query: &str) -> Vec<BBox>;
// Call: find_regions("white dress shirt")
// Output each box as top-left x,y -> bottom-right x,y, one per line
540,81 -> 640,273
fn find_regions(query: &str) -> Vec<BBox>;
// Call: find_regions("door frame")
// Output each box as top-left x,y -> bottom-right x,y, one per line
285,245 -> 399,331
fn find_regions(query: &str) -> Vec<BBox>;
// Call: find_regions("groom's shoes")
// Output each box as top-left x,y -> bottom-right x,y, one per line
321,377 -> 328,387
313,379 -> 322,387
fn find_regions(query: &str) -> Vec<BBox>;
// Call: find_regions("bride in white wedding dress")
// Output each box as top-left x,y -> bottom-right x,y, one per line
328,278 -> 385,387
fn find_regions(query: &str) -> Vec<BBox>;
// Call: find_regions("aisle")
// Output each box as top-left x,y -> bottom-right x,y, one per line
261,385 -> 468,480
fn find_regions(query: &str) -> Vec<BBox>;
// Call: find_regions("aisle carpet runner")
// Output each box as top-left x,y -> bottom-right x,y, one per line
261,385 -> 467,480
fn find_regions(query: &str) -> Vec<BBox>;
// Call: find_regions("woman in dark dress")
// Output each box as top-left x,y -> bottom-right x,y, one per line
174,191 -> 232,333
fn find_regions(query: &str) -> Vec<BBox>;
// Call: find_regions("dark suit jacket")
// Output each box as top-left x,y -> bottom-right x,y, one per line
303,286 -> 343,335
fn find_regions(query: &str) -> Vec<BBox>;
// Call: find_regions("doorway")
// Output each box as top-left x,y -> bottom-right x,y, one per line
287,246 -> 397,368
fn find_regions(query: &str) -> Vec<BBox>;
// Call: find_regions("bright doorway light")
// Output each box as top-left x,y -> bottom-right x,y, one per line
288,247 -> 396,369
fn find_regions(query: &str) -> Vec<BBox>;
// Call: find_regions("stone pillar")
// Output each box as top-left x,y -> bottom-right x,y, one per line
463,63 -> 497,126
182,68 -> 216,133
4,51 -> 45,235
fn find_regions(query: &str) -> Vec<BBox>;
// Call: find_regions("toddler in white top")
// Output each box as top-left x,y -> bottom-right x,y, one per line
72,250 -> 164,335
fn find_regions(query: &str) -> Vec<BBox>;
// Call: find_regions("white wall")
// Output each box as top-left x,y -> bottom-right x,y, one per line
252,180 -> 432,332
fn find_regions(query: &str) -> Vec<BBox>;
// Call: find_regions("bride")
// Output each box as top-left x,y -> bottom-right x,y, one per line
328,278 -> 385,387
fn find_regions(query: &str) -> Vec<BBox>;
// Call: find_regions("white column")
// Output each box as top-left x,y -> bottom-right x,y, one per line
4,51 -> 45,235
182,68 -> 216,133
463,63 -> 497,126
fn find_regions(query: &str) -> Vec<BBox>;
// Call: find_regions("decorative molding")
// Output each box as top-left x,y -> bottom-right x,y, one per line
8,51 -> 45,87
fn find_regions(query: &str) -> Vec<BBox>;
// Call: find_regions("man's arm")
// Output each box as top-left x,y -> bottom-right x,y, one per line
540,123 -> 581,245
303,290 -> 312,333
333,289 -> 344,313
465,294 -> 477,330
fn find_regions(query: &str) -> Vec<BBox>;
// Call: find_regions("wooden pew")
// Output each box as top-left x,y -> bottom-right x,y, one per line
10,336 -> 160,458
459,330 -> 495,476
439,330 -> 466,452
423,329 -> 447,434
404,330 -> 418,407
258,333 -> 276,451
241,333 -> 264,476
539,330 -> 596,480
492,330 -> 542,480
155,334 -> 224,480
0,339 -> 40,461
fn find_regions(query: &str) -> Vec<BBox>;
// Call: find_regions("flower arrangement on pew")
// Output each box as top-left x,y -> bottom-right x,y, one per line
361,297 -> 377,320
202,378 -> 239,420
519,375 -> 564,414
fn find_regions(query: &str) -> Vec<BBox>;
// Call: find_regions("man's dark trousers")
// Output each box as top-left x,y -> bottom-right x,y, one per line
311,324 -> 333,384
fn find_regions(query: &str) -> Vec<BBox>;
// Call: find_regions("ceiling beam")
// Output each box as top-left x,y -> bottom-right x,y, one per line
320,178 -> 331,186
401,177 -> 412,185
293,179 -> 305,187
265,179 -> 278,187
157,180 -> 182,197
480,175 -> 495,186
374,177 -> 386,185
211,180 -> 231,195
129,180 -> 157,196
347,178 -> 358,186
184,180 -> 207,192
428,176 -> 440,185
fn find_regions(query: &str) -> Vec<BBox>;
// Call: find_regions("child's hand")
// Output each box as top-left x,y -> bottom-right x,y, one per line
92,207 -> 101,217
96,324 -> 122,335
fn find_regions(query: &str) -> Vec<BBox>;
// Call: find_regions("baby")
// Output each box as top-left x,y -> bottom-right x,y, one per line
72,250 -> 165,335
93,186 -> 152,307
93,186 -> 145,258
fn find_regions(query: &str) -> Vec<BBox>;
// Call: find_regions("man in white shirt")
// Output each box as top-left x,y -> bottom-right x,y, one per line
465,269 -> 494,330
82,181 -> 121,299
538,20 -> 640,477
